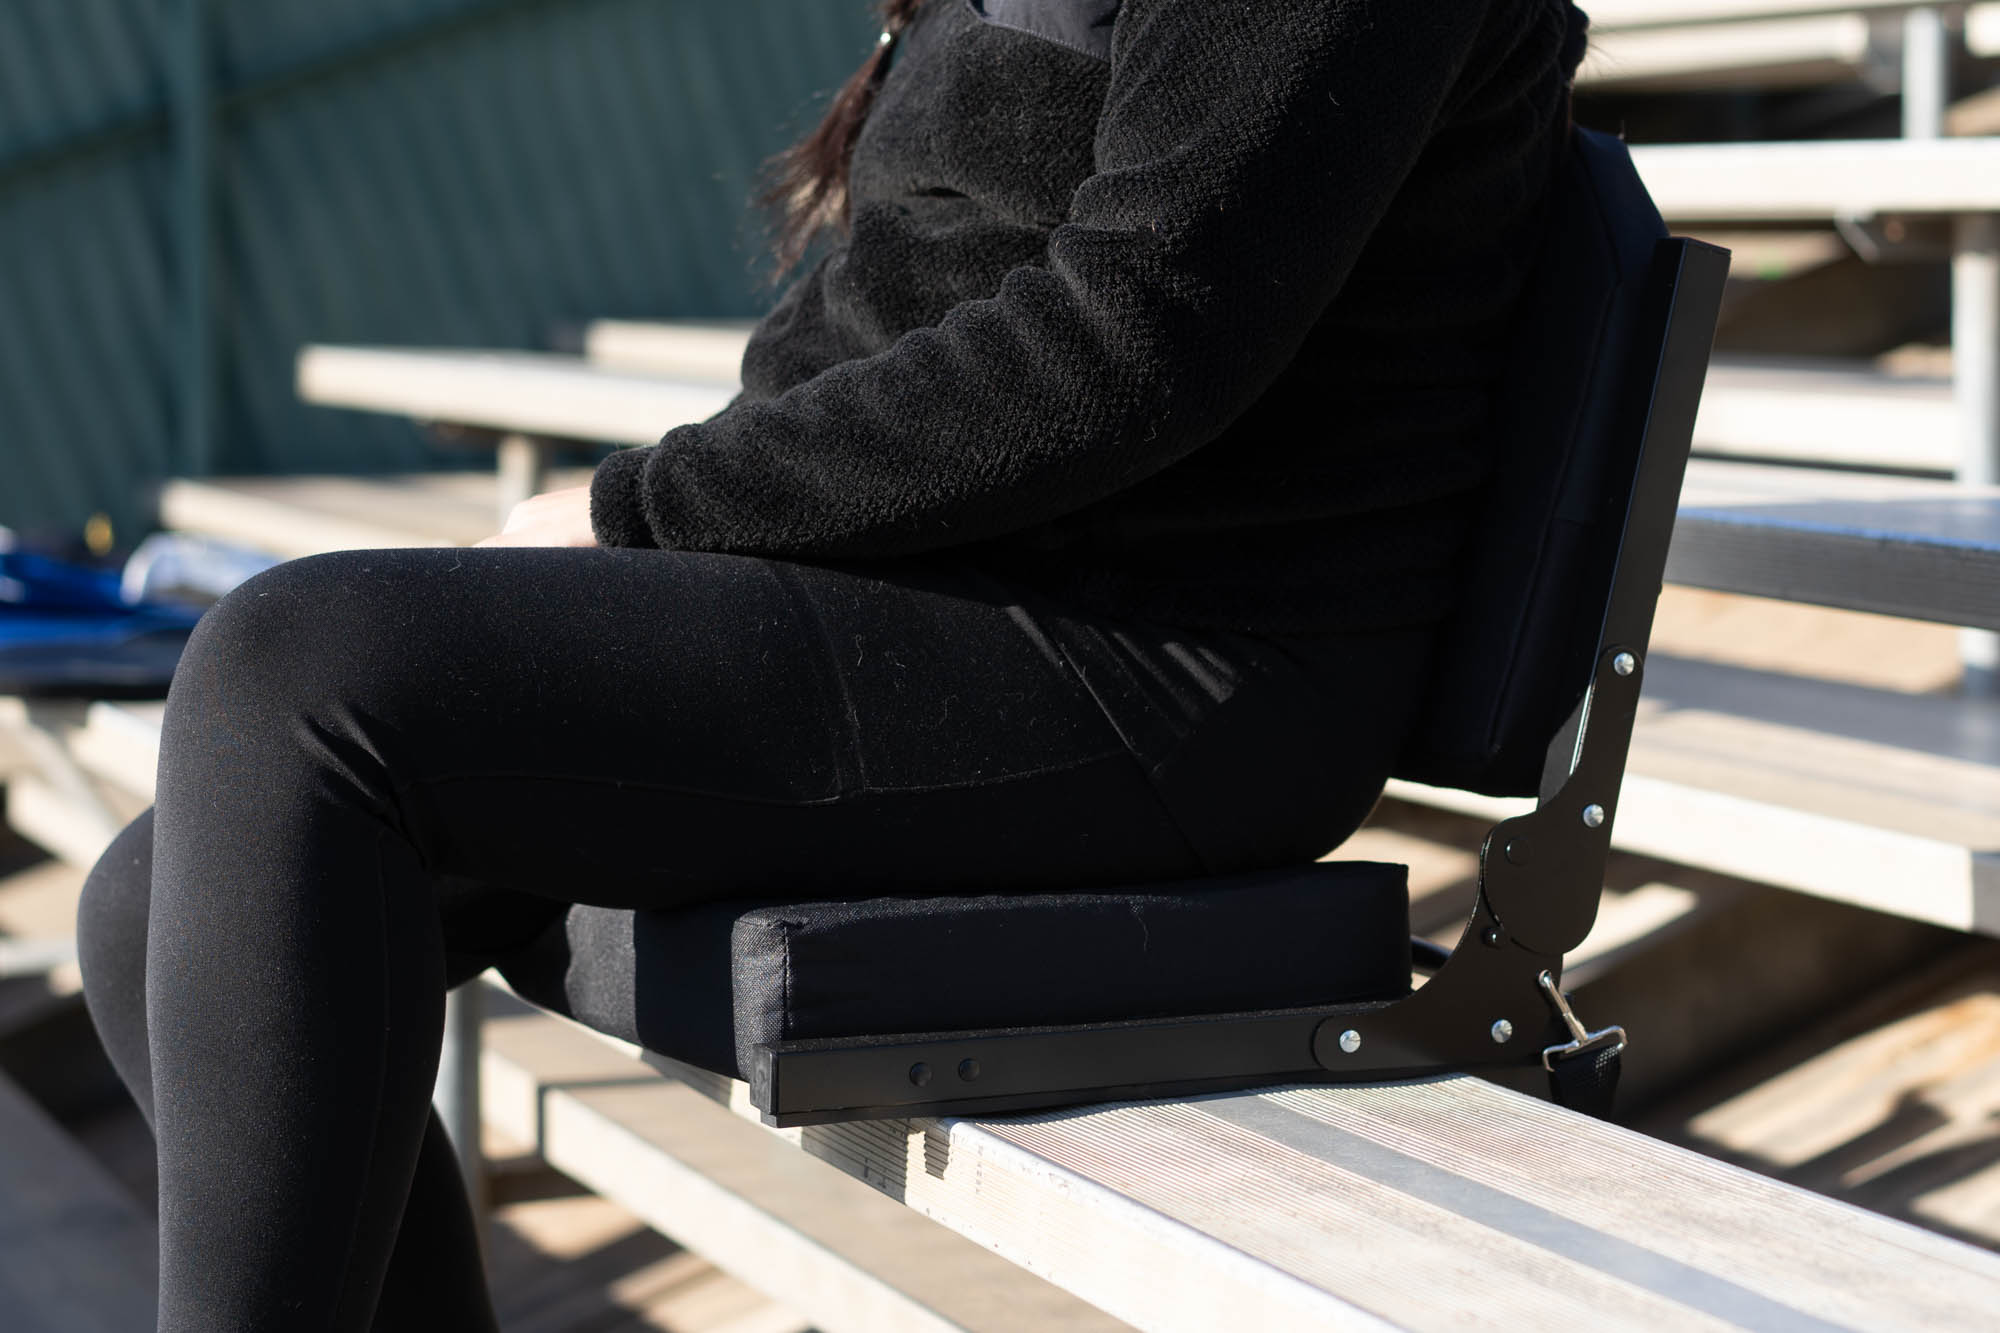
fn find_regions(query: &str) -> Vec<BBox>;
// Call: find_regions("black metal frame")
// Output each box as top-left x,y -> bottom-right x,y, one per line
744,239 -> 1733,1128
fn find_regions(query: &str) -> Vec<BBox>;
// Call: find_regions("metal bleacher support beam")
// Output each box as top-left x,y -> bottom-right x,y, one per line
1959,215 -> 2000,688
1903,6 -> 1950,139
1889,1 -> 2000,691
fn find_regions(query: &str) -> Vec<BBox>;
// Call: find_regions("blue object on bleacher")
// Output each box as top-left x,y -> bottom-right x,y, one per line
0,539 -> 203,699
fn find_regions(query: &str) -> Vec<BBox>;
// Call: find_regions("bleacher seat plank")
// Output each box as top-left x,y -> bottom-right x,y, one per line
1593,0 -> 1989,25
582,320 -> 755,381
1671,459 -> 2000,629
297,347 -> 734,446
1392,652 -> 2000,936
298,342 -> 1960,476
1631,139 -> 2000,222
570,322 -> 1970,483
686,1065 -> 2000,1332
1585,13 -> 1875,91
0,1070 -> 156,1331
1977,4 -> 2000,57
478,994 -> 1132,1333
158,467 -> 598,559
0,699 -> 136,869
2,773 -> 133,871
1691,360 -> 1956,473
1582,2 -> 2000,92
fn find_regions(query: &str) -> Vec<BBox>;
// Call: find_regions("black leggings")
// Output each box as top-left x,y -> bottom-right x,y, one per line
75,546 -> 1429,1331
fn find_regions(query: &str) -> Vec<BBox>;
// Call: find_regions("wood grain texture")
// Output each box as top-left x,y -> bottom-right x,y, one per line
0,1071 -> 157,1332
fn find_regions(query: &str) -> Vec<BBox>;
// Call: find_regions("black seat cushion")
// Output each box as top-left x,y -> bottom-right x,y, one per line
502,860 -> 1411,1081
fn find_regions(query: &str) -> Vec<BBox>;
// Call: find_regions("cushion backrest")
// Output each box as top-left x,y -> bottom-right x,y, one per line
1392,128 -> 1669,797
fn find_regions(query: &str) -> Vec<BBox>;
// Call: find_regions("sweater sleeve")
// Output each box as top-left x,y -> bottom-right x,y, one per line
591,0 -> 1504,556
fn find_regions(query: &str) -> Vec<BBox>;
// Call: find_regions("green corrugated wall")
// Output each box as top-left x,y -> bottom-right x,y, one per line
0,0 -> 874,539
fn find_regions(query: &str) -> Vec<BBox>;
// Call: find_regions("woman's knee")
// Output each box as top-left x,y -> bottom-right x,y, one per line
161,553 -> 425,798
76,809 -> 158,1122
76,807 -> 155,993
171,553 -> 406,717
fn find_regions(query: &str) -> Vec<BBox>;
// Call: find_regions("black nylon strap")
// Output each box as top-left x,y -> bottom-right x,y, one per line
1547,1043 -> 1621,1119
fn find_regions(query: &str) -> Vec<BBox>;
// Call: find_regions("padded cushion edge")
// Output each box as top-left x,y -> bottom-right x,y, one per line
503,861 -> 1411,1082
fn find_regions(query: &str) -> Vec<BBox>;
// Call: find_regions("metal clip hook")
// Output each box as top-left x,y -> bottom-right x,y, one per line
1537,970 -> 1627,1072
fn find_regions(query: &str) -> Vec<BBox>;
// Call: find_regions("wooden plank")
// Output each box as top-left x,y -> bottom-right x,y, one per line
479,995 -> 1133,1333
582,321 -> 753,383
1631,139 -> 2000,221
0,1071 -> 157,1331
1691,360 -> 1957,473
297,347 -> 734,447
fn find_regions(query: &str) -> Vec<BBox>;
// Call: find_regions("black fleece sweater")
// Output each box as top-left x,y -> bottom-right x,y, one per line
590,0 -> 1584,633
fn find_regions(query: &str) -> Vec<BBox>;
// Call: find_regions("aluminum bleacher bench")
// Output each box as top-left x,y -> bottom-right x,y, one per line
1582,0 -> 2000,93
1689,359 -> 1958,473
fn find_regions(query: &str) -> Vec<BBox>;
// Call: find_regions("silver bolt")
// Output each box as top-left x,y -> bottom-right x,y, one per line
1613,652 -> 1637,677
1582,804 -> 1606,829
1491,1019 -> 1515,1045
1338,1029 -> 1362,1055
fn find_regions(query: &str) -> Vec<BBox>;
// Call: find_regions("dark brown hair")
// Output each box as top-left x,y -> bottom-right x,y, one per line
764,0 -> 928,275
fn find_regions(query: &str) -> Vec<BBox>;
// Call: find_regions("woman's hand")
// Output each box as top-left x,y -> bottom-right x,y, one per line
478,486 -> 599,548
